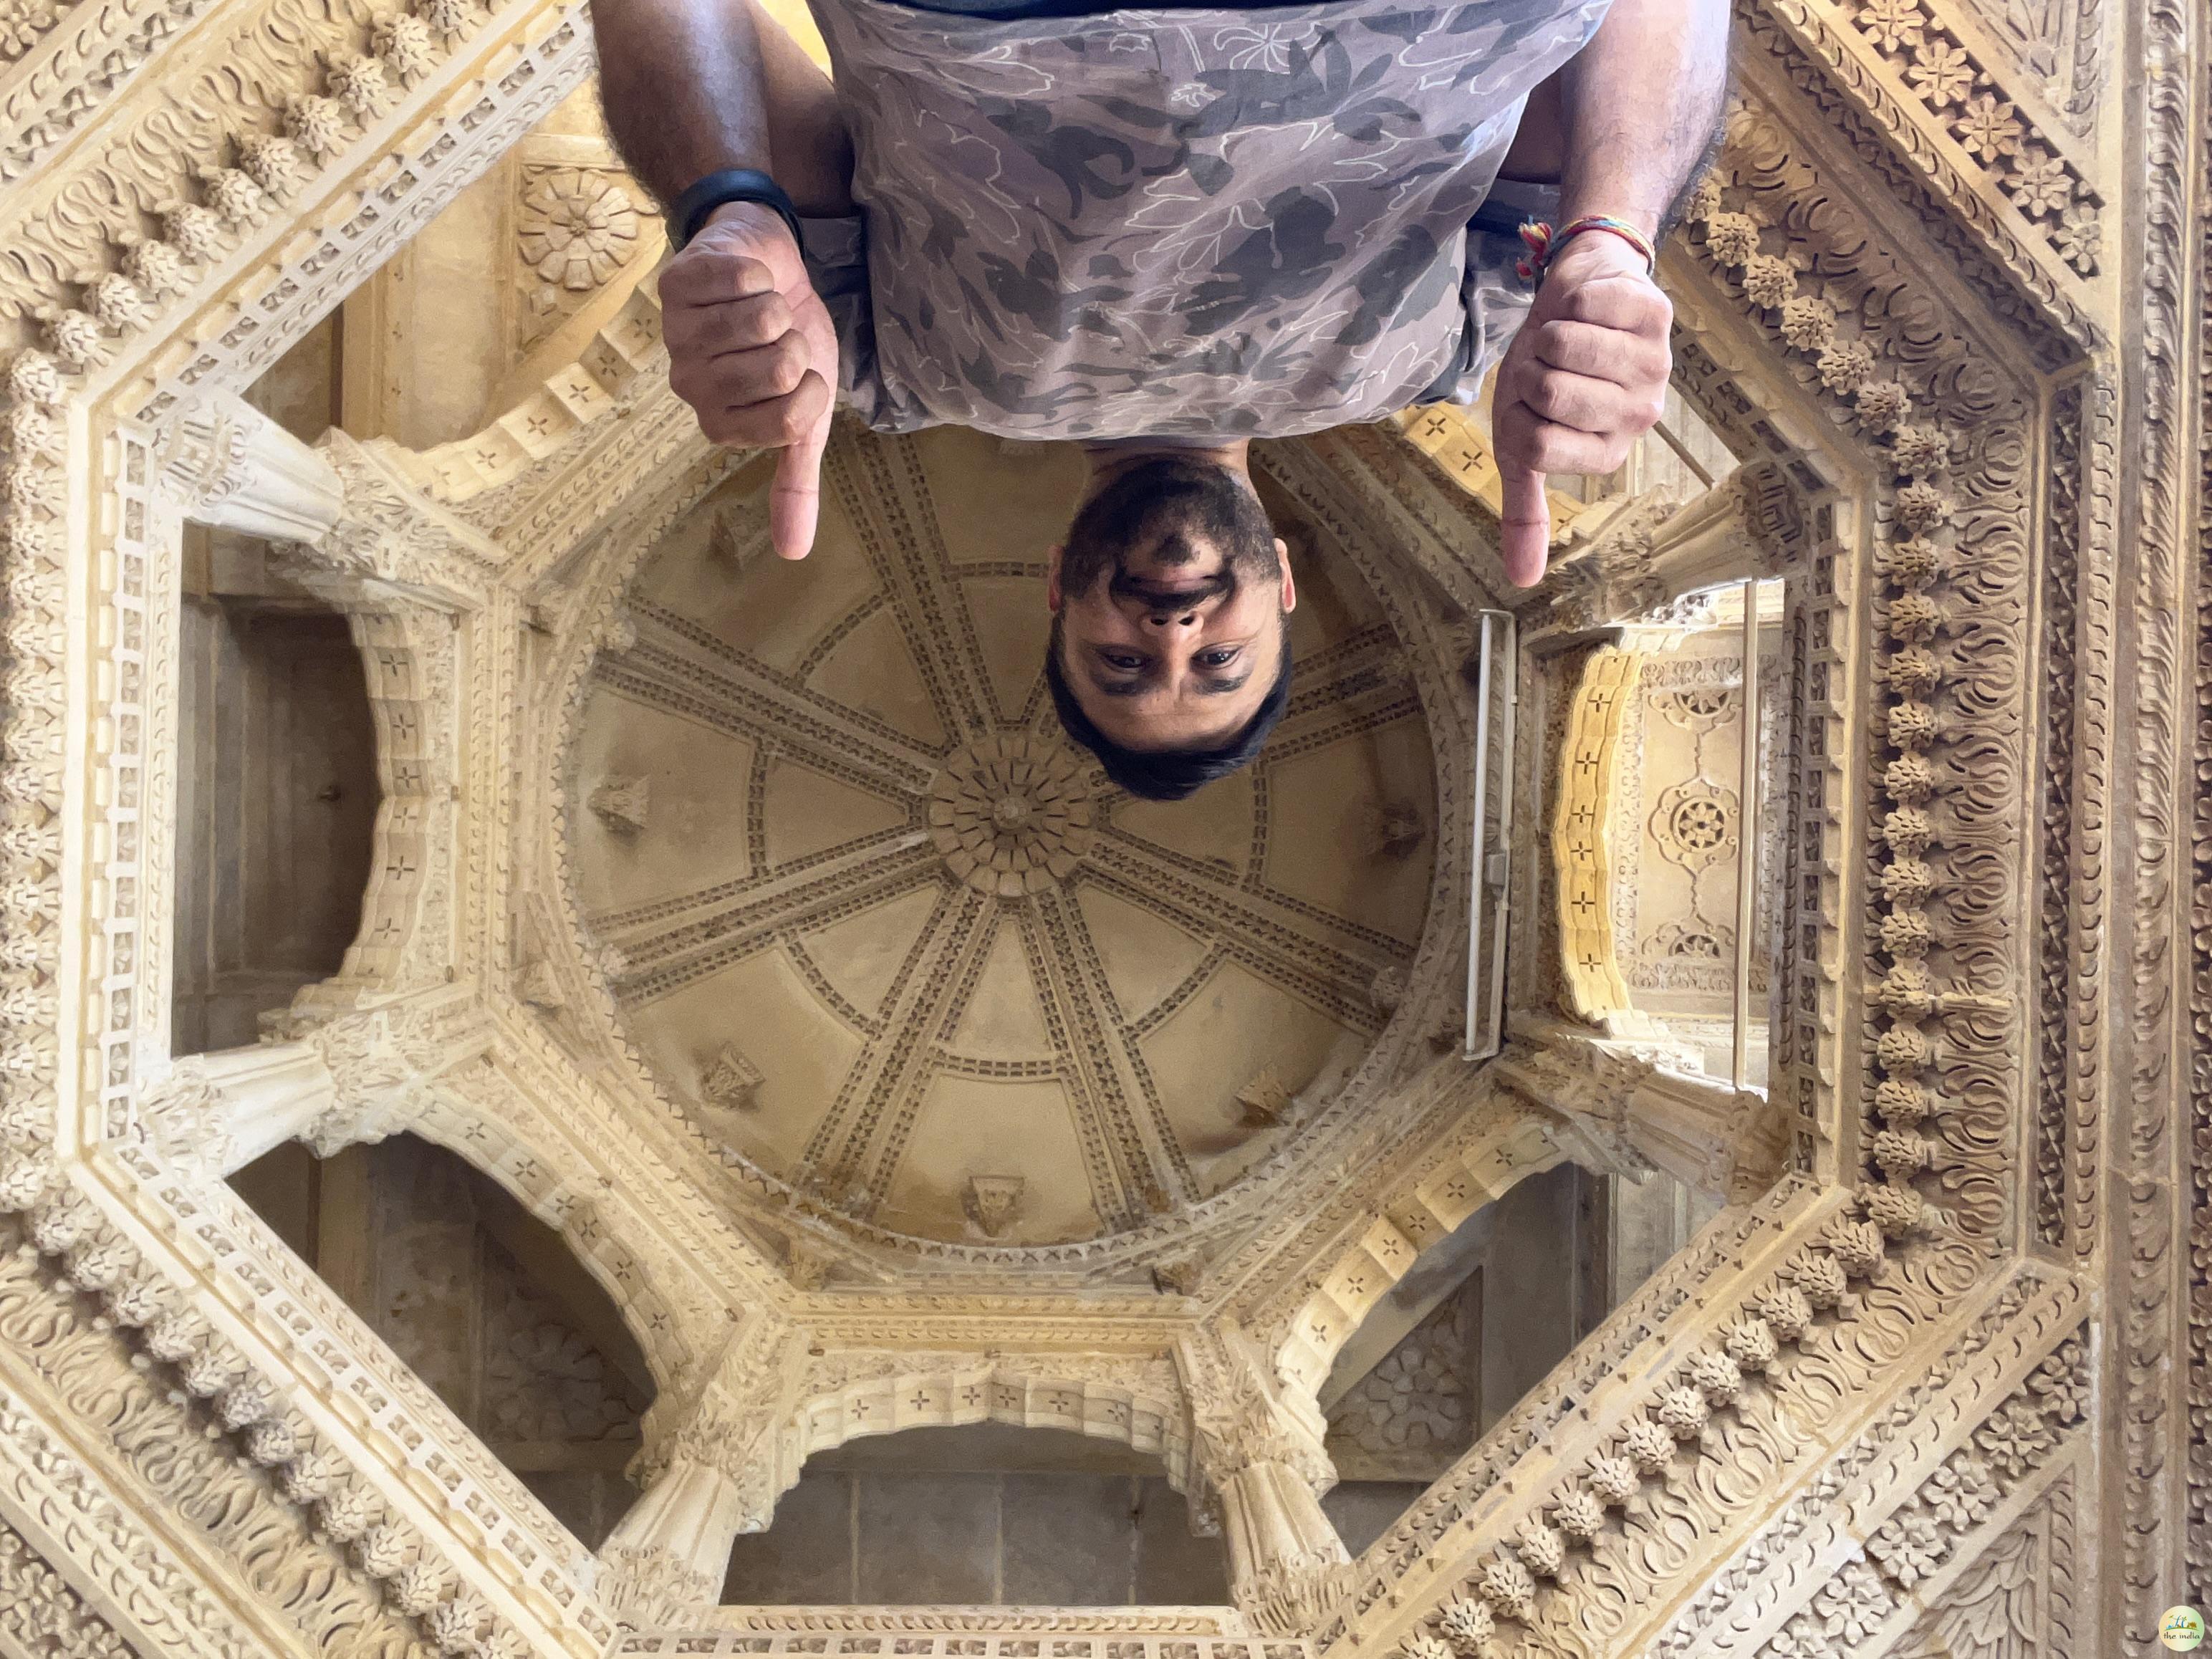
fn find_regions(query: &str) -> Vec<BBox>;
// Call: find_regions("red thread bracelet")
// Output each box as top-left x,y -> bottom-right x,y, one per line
1515,215 -> 1658,283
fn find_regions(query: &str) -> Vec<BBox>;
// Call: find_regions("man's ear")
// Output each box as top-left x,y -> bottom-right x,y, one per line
1275,538 -> 1297,615
1046,543 -> 1064,612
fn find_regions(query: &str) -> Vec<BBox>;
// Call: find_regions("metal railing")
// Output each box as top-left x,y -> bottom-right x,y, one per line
1463,610 -> 1516,1062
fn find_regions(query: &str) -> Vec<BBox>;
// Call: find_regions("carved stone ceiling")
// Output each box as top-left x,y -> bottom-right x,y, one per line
571,425 -> 1436,1246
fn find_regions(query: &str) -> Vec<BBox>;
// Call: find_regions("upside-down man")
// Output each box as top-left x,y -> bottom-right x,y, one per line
594,0 -> 1727,797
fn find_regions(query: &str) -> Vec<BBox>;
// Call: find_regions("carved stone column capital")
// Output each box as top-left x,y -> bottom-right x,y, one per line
136,1060 -> 234,1183
269,994 -> 494,1158
598,1544 -> 720,1628
600,1451 -> 760,1624
153,392 -> 346,541
1494,1016 -> 1788,1202
275,429 -> 503,607
1529,460 -> 1808,637
1177,1329 -> 1332,1491
631,1318 -> 806,1532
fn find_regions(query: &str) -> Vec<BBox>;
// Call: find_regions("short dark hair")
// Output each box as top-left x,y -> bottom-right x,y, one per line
1057,454 -> 1279,604
1046,622 -> 1292,802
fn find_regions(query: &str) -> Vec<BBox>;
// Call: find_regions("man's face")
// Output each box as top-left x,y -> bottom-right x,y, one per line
1047,458 -> 1295,753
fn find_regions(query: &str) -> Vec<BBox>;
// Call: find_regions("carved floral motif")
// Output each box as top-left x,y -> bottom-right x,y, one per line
519,166 -> 643,292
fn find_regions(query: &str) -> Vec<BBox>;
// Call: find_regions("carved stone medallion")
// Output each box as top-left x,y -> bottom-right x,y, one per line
928,735 -> 1094,895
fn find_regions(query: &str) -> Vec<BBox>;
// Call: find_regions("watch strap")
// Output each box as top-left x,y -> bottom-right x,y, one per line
670,168 -> 807,254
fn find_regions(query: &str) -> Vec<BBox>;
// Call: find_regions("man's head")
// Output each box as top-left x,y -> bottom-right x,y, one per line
1046,452 -> 1296,802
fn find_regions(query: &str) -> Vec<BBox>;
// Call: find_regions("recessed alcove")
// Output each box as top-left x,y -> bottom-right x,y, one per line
228,1132 -> 655,1548
1315,1159 -> 1719,1552
723,1423 -> 1228,1605
170,311 -> 378,1054
171,584 -> 380,1054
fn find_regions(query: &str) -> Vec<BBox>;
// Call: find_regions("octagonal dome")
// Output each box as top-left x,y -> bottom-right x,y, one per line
569,426 -> 1438,1247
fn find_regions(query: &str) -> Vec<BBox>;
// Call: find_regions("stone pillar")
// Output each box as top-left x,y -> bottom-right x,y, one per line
154,393 -> 346,541
599,1453 -> 751,1622
1213,1458 -> 1354,1634
139,1042 -> 337,1181
603,1319 -> 804,1625
140,997 -> 499,1182
1178,1330 -> 1350,1635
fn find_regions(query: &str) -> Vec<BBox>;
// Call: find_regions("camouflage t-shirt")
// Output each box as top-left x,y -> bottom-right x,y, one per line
797,0 -> 1605,440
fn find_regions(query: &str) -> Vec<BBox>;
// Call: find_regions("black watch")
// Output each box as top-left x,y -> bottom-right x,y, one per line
670,168 -> 807,254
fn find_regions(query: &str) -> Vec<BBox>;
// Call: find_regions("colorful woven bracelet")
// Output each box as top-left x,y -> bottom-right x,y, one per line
1514,214 -> 1658,282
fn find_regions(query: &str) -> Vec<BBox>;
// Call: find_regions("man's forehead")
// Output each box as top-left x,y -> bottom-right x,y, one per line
1134,528 -> 1213,566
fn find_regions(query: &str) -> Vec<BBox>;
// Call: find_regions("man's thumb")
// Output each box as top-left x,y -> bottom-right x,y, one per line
769,404 -> 830,561
1498,461 -> 1551,588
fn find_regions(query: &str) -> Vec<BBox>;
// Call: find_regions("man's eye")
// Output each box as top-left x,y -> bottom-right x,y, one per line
1197,648 -> 1240,669
1103,653 -> 1145,671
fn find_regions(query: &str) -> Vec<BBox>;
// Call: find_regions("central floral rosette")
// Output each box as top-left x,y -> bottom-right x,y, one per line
928,736 -> 1095,896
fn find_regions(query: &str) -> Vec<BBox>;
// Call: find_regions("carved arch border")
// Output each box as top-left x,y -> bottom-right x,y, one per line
777,1355 -> 1199,1499
1247,1085 -> 1567,1399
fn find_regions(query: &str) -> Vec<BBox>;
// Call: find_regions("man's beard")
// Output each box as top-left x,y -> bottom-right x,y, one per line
1058,456 -> 1281,605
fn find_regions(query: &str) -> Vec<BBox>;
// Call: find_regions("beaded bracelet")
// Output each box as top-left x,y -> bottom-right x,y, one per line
1514,214 -> 1658,283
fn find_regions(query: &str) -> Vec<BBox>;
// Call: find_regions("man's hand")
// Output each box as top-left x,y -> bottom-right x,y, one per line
660,201 -> 838,559
1491,232 -> 1673,587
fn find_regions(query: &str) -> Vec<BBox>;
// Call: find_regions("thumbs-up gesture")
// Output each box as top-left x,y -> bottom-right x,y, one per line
1490,230 -> 1673,587
660,200 -> 838,560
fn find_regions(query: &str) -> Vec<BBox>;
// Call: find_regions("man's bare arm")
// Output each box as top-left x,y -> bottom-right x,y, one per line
592,0 -> 774,208
593,0 -> 852,214
597,0 -> 852,558
1491,0 -> 1729,585
1555,0 -> 1731,238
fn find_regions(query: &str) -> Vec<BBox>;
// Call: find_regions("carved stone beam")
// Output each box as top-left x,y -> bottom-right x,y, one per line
1492,1016 -> 1790,1204
1177,1328 -> 1350,1635
153,392 -> 346,541
138,1042 -> 337,1182
275,429 -> 505,610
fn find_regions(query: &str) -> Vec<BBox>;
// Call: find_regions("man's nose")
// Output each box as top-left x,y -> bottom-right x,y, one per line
1140,602 -> 1201,630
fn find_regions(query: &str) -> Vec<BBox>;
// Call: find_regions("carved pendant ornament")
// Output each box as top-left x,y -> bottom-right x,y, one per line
0,0 -> 2196,1651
